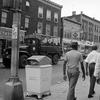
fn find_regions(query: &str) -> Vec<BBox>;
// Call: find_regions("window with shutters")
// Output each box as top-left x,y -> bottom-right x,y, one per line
38,6 -> 43,18
25,17 -> 29,28
46,24 -> 51,36
53,26 -> 58,37
1,11 -> 7,24
37,22 -> 43,34
46,10 -> 51,21
54,12 -> 58,23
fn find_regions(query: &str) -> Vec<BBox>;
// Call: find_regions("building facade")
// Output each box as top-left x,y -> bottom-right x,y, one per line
0,0 -> 62,56
61,17 -> 81,43
67,11 -> 100,46
61,17 -> 81,54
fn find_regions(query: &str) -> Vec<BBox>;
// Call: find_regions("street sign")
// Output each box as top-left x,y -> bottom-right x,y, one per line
12,24 -> 18,39
72,32 -> 79,39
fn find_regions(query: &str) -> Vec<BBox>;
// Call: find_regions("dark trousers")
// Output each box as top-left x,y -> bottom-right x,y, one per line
89,63 -> 96,95
67,68 -> 80,100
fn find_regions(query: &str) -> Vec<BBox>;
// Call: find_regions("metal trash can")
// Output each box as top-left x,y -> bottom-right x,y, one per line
25,55 -> 52,98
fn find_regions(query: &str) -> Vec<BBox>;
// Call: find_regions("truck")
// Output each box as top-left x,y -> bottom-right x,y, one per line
2,34 -> 63,68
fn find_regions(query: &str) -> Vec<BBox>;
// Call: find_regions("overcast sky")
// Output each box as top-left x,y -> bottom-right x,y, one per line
51,0 -> 100,20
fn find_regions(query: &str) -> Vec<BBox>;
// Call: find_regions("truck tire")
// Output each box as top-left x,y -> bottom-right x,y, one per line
3,58 -> 11,68
19,55 -> 28,68
52,54 -> 59,65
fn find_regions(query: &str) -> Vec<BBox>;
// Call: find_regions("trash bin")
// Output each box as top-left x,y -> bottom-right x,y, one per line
25,55 -> 52,98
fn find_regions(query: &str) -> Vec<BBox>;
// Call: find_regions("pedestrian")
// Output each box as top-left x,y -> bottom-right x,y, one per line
63,42 -> 85,100
94,51 -> 100,84
85,45 -> 98,98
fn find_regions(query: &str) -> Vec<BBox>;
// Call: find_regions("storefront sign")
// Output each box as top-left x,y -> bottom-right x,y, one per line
0,27 -> 25,41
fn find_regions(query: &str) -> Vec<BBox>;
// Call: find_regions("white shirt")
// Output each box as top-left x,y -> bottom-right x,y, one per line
85,50 -> 98,64
94,53 -> 100,78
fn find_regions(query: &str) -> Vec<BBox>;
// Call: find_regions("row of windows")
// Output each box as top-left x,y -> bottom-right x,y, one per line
25,1 -> 59,23
37,22 -> 58,37
38,6 -> 59,23
1,10 -> 29,29
82,19 -> 100,33
1,11 -> 58,37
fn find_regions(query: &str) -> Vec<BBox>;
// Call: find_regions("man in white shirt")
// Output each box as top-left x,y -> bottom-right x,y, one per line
94,53 -> 100,79
85,45 -> 98,98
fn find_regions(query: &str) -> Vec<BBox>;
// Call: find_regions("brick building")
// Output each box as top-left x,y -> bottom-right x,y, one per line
61,17 -> 81,43
67,11 -> 100,46
0,0 -> 62,56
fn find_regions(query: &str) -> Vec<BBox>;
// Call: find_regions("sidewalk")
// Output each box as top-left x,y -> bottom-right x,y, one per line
0,76 -> 100,100
25,76 -> 100,100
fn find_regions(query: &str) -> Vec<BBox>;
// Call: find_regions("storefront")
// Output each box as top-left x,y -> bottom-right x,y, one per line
0,27 -> 25,57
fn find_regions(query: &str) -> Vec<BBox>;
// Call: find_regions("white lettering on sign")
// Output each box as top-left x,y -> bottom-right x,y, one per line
12,24 -> 18,39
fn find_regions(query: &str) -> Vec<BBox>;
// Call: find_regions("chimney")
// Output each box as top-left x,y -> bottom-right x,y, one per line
72,11 -> 76,16
81,11 -> 83,14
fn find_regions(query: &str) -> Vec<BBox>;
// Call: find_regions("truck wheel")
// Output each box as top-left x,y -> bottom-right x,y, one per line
52,54 -> 59,65
19,55 -> 28,68
3,58 -> 11,68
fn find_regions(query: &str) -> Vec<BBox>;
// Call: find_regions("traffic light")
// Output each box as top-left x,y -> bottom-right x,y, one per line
3,0 -> 22,10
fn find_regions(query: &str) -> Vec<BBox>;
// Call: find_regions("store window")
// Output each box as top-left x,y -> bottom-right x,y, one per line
38,6 -> 43,18
54,12 -> 58,23
53,26 -> 58,37
46,10 -> 51,21
1,11 -> 7,24
46,24 -> 51,36
25,17 -> 29,28
37,22 -> 43,34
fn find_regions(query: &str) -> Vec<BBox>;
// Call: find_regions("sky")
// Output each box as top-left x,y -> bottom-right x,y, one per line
51,0 -> 100,21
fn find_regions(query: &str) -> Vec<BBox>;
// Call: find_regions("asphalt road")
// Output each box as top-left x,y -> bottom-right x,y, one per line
0,60 -> 64,97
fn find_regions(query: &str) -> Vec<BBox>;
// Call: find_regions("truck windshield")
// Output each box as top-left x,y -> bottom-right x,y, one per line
41,37 -> 60,46
24,38 -> 36,45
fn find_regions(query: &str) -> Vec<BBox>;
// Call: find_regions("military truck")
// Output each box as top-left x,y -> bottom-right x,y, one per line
2,35 -> 63,68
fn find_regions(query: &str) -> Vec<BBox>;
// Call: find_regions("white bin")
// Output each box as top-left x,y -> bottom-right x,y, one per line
25,55 -> 52,98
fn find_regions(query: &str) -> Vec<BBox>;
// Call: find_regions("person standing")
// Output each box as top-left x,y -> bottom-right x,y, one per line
85,45 -> 98,98
94,53 -> 100,81
63,42 -> 85,100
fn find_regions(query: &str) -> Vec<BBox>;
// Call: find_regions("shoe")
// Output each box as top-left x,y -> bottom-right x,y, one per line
88,95 -> 93,98
92,91 -> 95,95
74,97 -> 77,100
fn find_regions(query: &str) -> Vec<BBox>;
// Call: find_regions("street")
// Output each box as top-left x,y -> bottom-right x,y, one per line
0,60 -> 100,100
0,60 -> 64,97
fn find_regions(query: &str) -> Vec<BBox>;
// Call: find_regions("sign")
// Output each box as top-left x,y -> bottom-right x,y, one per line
72,32 -> 80,39
0,27 -> 25,41
12,24 -> 18,39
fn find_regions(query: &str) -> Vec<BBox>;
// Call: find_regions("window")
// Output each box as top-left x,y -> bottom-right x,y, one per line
46,10 -> 51,21
53,26 -> 58,37
54,12 -> 58,23
38,6 -> 43,18
26,1 -> 30,6
1,11 -> 7,24
25,17 -> 29,28
37,22 -> 43,34
46,24 -> 51,36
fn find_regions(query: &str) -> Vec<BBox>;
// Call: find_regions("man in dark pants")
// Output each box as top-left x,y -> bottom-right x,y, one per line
63,42 -> 85,100
85,45 -> 98,98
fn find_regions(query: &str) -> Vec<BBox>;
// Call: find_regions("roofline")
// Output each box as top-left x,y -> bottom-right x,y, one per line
62,17 -> 81,25
80,13 -> 100,24
47,0 -> 63,8
38,0 -> 63,9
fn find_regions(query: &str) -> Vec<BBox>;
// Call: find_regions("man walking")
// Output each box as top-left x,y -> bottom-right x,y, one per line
85,45 -> 98,98
63,42 -> 85,100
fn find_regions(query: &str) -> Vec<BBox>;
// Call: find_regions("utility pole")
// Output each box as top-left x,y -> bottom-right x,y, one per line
3,0 -> 24,100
